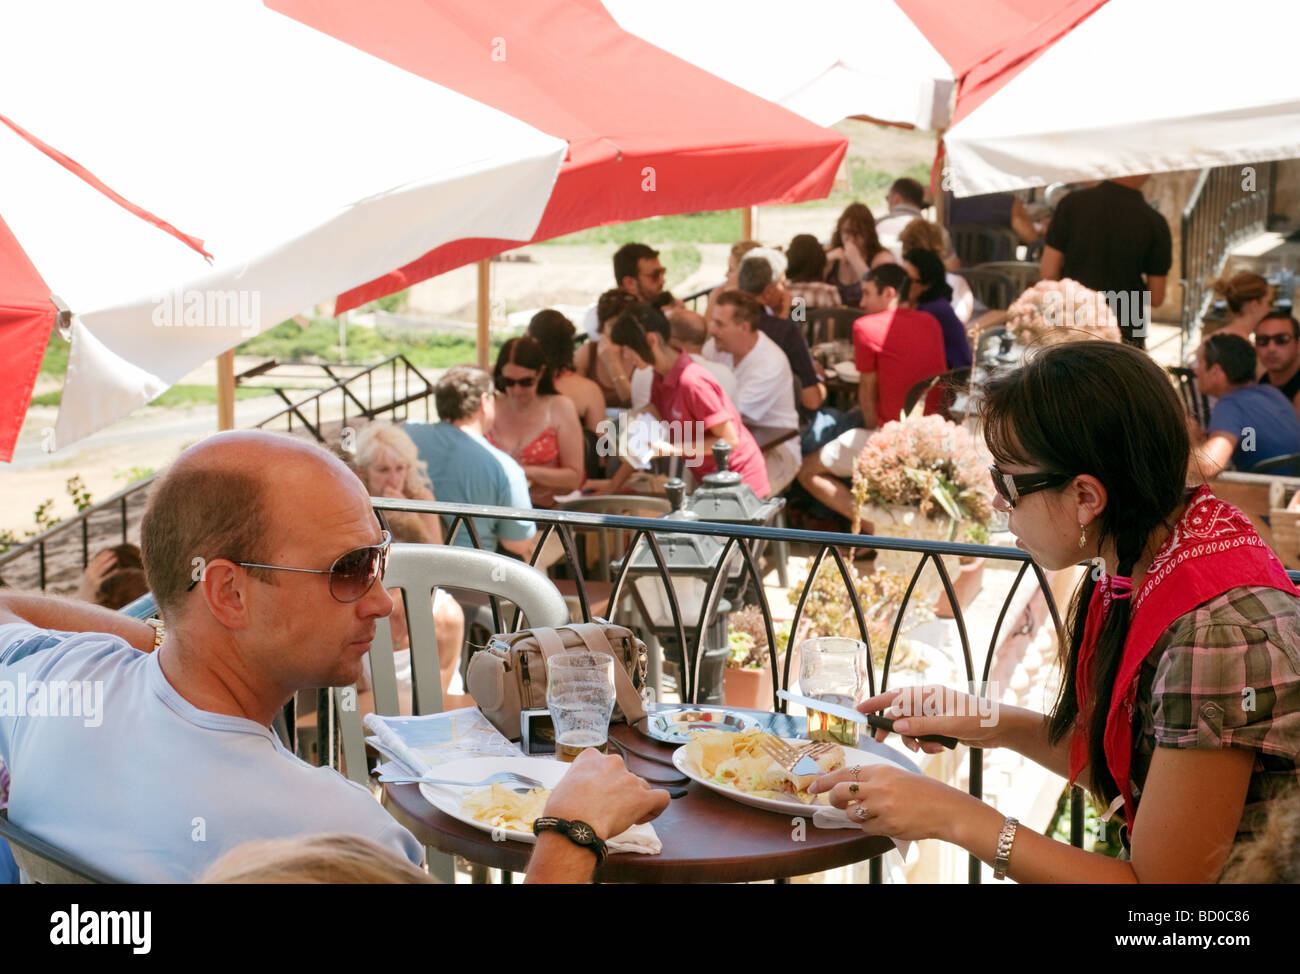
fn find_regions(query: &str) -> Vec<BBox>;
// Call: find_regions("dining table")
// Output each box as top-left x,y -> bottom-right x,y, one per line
380,707 -> 909,883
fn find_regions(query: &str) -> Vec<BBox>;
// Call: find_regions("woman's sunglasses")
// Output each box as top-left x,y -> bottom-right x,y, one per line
499,375 -> 536,389
194,530 -> 392,603
988,465 -> 1074,509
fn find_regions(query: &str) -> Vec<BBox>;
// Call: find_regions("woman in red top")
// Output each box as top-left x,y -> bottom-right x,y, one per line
809,341 -> 1300,882
489,337 -> 585,509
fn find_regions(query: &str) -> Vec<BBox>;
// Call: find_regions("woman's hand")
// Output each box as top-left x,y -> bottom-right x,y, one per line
809,762 -> 978,843
858,685 -> 1005,754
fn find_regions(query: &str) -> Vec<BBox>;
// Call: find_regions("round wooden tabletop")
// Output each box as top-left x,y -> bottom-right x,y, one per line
383,721 -> 893,883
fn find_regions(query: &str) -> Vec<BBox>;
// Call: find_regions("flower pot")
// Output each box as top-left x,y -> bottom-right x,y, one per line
723,656 -> 781,710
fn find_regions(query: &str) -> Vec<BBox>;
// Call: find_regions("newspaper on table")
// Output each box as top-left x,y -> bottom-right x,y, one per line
365,708 -> 520,779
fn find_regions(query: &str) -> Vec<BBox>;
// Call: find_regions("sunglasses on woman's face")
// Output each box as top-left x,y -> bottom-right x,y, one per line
193,530 -> 392,603
1255,333 -> 1294,347
988,465 -> 1074,509
500,375 -> 537,389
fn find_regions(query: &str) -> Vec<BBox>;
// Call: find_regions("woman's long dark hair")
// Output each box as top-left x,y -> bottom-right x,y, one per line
829,202 -> 885,264
527,309 -> 579,372
903,248 -> 952,305
979,341 -> 1190,806
494,336 -> 557,395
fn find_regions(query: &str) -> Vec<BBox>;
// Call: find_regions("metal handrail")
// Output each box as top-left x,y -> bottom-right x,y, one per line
371,496 -> 1070,884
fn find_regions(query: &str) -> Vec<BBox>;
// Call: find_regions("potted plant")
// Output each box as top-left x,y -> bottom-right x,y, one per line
723,606 -> 788,710
850,413 -> 995,612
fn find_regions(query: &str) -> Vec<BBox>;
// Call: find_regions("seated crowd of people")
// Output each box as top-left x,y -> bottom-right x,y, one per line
4,175 -> 1298,886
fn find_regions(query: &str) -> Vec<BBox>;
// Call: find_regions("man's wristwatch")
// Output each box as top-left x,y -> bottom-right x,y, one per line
532,816 -> 607,866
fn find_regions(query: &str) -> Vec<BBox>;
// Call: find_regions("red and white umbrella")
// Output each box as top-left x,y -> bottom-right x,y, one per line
608,0 -> 1300,196
0,0 -> 845,460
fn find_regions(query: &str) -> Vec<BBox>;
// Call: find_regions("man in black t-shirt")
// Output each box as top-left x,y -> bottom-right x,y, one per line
1257,310 -> 1300,416
1041,175 -> 1172,348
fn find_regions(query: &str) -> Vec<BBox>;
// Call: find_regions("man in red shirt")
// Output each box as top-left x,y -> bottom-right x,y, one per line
607,304 -> 769,497
796,263 -> 945,522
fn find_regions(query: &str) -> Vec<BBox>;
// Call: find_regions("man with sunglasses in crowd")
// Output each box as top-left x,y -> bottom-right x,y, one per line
0,431 -> 668,882
1256,310 -> 1300,418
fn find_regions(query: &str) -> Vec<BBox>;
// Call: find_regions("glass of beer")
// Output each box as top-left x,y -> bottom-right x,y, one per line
799,637 -> 866,745
547,652 -> 617,762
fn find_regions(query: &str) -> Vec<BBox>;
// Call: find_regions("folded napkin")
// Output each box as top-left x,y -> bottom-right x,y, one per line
812,807 -> 911,860
606,822 -> 660,856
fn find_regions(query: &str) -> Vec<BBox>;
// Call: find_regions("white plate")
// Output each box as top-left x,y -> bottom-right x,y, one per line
418,755 -> 567,844
672,738 -> 901,815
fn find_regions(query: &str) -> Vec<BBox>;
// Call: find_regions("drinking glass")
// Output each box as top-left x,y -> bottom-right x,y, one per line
547,652 -> 617,762
799,636 -> 867,745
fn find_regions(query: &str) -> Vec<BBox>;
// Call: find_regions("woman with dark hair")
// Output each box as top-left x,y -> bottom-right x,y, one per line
903,248 -> 972,369
527,309 -> 607,478
573,289 -> 642,407
785,234 -> 842,310
825,202 -> 895,306
809,341 -> 1300,882
489,336 -> 585,508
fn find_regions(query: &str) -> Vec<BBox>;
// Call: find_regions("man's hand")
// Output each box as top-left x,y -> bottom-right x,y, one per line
542,748 -> 669,841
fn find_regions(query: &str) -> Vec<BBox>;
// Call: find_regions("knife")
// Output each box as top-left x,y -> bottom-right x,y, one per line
776,690 -> 959,750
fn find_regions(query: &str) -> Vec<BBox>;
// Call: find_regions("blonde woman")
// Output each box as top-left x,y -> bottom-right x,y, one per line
352,422 -> 464,703
1208,271 -> 1272,341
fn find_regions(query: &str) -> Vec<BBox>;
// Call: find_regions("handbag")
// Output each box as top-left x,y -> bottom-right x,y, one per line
466,621 -> 648,740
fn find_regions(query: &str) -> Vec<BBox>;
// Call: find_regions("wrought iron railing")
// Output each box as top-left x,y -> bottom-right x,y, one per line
1179,162 -> 1274,360
371,496 -> 1075,884
253,353 -> 436,442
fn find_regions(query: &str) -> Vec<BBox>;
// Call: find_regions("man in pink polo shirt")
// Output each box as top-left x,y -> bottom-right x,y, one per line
796,263 -> 945,523
609,304 -> 769,497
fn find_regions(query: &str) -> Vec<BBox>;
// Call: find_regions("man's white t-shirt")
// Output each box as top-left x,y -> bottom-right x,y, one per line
690,353 -> 739,407
709,331 -> 801,468
0,623 -> 423,882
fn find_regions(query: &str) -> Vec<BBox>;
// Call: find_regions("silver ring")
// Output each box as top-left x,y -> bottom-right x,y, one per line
850,765 -> 863,781
854,805 -> 869,822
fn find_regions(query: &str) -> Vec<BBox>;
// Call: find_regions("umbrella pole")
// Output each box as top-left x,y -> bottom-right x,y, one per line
476,258 -> 490,369
217,350 -> 235,431
742,206 -> 755,242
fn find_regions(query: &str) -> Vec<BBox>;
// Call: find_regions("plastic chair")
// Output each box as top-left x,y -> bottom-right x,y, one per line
970,261 -> 1040,298
0,808 -> 121,883
334,543 -> 570,882
903,368 -> 970,420
558,495 -> 672,583
956,267 -> 1018,311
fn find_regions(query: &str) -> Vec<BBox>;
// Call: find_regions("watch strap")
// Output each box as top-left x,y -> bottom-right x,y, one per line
533,816 -> 607,866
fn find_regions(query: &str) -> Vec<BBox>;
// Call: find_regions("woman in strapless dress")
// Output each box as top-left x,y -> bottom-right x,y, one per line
490,336 -> 585,508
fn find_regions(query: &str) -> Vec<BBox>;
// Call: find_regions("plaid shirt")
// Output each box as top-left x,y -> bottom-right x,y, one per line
1130,586 -> 1300,842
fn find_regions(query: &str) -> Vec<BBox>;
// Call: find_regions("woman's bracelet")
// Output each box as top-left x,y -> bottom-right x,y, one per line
993,816 -> 1019,880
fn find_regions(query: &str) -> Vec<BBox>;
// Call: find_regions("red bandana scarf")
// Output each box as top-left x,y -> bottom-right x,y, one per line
1067,486 -> 1297,825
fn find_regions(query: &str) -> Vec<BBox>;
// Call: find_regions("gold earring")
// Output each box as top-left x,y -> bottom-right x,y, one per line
1078,523 -> 1087,549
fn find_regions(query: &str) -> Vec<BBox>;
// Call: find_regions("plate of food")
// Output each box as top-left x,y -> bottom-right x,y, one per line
418,756 -> 566,844
672,727 -> 901,814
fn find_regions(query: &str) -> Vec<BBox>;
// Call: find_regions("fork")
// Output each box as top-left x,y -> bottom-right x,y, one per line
757,737 -> 839,777
379,770 -> 545,789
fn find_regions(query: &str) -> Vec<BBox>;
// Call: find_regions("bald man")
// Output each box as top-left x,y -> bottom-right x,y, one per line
0,431 -> 666,882
667,308 -> 739,405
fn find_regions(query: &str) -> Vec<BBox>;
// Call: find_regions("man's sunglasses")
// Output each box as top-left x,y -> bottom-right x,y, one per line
190,530 -> 392,603
499,375 -> 536,389
1255,333 -> 1294,347
988,465 -> 1074,509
